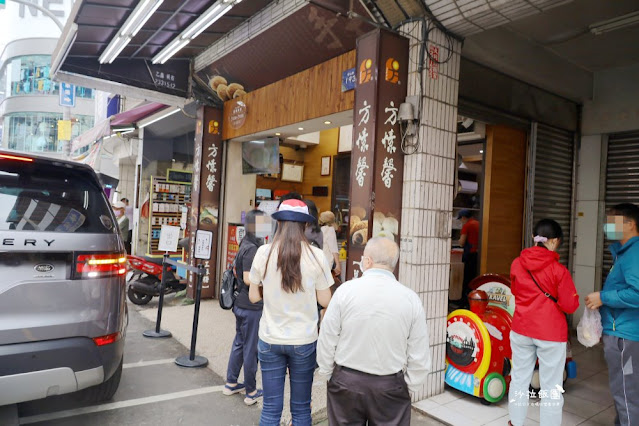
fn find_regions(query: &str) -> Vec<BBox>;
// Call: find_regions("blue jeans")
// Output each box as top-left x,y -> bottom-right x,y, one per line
258,339 -> 317,426
226,306 -> 262,393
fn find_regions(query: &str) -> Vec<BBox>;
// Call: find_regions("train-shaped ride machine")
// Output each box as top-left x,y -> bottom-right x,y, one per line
445,274 -> 577,404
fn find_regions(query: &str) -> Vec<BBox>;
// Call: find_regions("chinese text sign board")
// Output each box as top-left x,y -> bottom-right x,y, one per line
346,29 -> 408,281
187,107 -> 224,298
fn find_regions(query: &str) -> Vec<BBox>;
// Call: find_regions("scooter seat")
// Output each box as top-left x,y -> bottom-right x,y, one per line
143,256 -> 165,265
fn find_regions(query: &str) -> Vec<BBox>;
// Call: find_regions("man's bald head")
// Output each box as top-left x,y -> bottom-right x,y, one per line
364,237 -> 400,271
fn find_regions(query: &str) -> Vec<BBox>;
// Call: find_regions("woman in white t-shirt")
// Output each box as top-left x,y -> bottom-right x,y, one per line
319,211 -> 341,278
249,199 -> 333,426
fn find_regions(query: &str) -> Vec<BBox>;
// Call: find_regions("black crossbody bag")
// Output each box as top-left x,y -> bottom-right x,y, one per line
527,270 -> 558,303
527,270 -> 570,335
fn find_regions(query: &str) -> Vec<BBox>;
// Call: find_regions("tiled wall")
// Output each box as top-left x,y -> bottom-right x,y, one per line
398,22 -> 462,401
118,162 -> 136,204
573,134 -> 605,323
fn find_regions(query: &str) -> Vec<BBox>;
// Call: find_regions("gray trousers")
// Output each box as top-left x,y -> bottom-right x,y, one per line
508,331 -> 566,426
603,334 -> 639,426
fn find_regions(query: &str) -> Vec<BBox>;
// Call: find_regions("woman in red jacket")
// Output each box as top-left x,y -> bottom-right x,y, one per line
508,219 -> 580,426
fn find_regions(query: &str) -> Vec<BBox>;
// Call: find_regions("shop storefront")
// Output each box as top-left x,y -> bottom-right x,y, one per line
447,60 -> 580,306
217,50 -> 357,288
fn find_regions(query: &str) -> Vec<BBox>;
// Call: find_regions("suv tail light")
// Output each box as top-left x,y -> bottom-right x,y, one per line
75,253 -> 127,279
0,153 -> 34,162
93,332 -> 122,346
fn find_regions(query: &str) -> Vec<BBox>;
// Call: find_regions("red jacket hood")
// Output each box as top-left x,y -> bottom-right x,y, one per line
519,246 -> 560,272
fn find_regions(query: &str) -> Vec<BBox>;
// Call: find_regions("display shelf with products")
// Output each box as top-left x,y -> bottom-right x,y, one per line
147,176 -> 191,257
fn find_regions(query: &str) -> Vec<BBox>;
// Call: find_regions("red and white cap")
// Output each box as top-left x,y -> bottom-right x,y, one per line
271,199 -> 315,223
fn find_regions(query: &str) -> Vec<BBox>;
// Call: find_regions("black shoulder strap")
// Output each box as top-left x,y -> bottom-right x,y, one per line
527,270 -> 558,303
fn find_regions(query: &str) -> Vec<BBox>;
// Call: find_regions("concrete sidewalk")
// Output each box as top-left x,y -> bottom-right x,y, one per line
136,296 -> 444,426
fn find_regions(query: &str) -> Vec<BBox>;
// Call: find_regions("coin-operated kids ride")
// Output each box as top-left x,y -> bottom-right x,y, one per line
445,275 -> 577,404
446,289 -> 512,404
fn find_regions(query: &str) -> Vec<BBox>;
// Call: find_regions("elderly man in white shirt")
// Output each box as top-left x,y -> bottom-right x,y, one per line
317,237 -> 431,425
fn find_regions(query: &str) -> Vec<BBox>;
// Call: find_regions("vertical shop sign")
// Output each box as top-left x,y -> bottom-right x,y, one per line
188,107 -> 223,298
346,29 -> 408,281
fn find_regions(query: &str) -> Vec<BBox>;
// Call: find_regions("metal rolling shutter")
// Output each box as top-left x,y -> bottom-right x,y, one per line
531,124 -> 576,267
603,131 -> 639,280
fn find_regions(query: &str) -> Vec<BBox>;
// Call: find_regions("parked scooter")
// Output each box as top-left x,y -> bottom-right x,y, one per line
126,238 -> 189,305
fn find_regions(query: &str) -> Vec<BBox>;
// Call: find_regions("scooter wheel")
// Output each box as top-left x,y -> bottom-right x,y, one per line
127,286 -> 153,305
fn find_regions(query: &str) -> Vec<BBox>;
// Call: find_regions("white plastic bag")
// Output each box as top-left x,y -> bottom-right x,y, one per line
577,308 -> 603,347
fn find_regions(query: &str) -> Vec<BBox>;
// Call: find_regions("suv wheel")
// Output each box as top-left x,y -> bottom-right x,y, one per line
77,358 -> 123,403
127,286 -> 153,305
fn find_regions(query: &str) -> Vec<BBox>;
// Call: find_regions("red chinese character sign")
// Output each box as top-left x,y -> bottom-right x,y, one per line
346,29 -> 408,280
226,223 -> 245,270
188,106 -> 223,298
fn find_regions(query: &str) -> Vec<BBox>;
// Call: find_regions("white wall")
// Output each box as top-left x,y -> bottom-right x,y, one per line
338,124 -> 352,152
572,135 -> 605,323
400,22 -> 461,401
118,162 -> 137,203
219,141 -> 257,282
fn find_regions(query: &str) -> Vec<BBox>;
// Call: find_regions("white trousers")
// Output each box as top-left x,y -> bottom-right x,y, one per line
508,331 -> 566,426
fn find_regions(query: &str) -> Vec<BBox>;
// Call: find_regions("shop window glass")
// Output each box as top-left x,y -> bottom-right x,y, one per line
3,113 -> 94,153
4,55 -> 94,99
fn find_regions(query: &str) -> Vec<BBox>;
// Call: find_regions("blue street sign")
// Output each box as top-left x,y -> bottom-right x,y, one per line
59,82 -> 76,107
341,68 -> 356,92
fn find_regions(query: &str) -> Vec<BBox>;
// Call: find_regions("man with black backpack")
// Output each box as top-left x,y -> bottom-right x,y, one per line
224,210 -> 267,406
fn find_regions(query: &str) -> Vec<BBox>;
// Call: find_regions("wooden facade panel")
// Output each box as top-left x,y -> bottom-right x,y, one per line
481,125 -> 528,276
223,51 -> 356,140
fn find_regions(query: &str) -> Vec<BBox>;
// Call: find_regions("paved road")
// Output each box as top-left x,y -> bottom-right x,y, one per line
15,306 -> 262,426
8,300 -> 443,426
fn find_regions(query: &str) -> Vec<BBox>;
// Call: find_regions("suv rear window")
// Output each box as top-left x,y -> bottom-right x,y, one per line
0,161 -> 115,233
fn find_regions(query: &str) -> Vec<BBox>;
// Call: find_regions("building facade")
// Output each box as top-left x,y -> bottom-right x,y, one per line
0,0 -> 94,157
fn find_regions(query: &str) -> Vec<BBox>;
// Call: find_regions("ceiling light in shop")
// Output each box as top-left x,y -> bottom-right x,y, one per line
590,11 -> 639,35
99,0 -> 163,64
324,121 -> 331,125
480,150 -> 484,154
275,132 -> 281,136
298,127 -> 304,131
